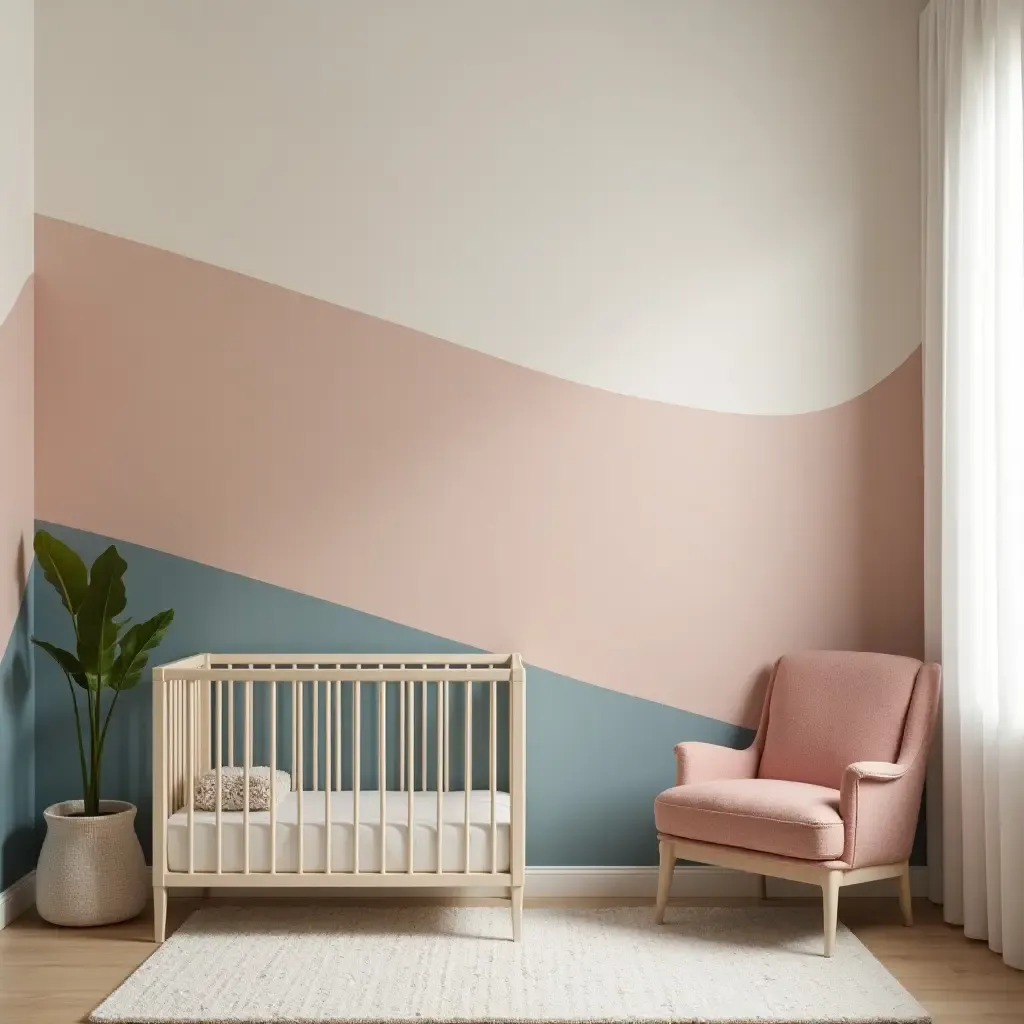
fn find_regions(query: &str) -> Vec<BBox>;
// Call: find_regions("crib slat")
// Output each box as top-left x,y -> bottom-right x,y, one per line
399,678 -> 406,793
170,681 -> 175,830
228,679 -> 235,768
490,672 -> 497,874
325,679 -> 332,875
421,678 -> 427,792
244,674 -> 252,874
183,678 -> 188,813
334,673 -> 342,792
178,680 -> 184,866
436,678 -> 443,874
407,668 -> 414,873
187,679 -> 195,874
312,668 -> 319,793
176,680 -> 181,861
169,681 -> 175,814
166,680 -> 172,815
270,679 -> 277,875
200,674 -> 212,774
296,670 -> 304,874
353,673 -> 361,874
200,680 -> 204,775
464,670 -> 472,873
215,679 -> 223,874
180,679 -> 185,812
292,675 -> 298,792
171,680 -> 178,812
378,672 -> 387,874
443,670 -> 450,792
291,678 -> 299,798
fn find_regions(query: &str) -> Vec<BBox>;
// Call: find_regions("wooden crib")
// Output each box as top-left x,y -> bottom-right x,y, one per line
151,654 -> 526,942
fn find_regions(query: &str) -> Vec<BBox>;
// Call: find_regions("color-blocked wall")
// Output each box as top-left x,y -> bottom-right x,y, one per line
0,0 -> 35,891
33,0 -> 925,866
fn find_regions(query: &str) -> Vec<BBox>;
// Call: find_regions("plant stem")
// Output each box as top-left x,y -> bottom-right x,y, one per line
87,680 -> 101,816
63,671 -> 89,807
96,689 -> 121,780
98,691 -> 120,748
92,744 -> 101,815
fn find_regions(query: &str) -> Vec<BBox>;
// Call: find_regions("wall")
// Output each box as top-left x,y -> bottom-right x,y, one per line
0,0 -> 35,891
33,0 -> 925,865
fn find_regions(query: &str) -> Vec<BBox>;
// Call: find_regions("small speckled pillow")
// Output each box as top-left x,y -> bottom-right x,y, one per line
193,767 -> 292,811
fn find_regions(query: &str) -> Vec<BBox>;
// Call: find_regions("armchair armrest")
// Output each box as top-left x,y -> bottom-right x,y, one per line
674,741 -> 759,786
839,760 -> 920,868
842,760 -> 907,784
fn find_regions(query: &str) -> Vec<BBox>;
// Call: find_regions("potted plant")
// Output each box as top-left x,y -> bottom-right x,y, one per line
32,529 -> 174,927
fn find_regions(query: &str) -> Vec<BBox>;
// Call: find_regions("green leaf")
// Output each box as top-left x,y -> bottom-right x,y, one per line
76,546 -> 128,678
83,650 -> 117,692
34,531 -> 88,618
31,638 -> 88,689
110,609 -> 175,691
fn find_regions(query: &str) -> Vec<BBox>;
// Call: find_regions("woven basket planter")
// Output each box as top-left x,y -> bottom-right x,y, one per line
36,800 -> 148,927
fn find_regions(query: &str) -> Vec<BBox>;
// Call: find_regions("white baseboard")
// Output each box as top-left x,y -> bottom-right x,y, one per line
765,869 -> 929,899
0,871 -> 36,930
527,865 -> 756,899
165,865 -> 929,901
1,865 -> 929,922
524,865 -> 930,899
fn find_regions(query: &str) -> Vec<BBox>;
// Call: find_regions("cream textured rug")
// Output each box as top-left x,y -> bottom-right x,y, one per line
90,905 -> 929,1023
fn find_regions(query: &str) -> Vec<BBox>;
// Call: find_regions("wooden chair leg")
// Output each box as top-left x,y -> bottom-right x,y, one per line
510,885 -> 524,942
655,840 -> 674,924
898,862 -> 913,927
758,874 -> 768,900
822,871 -> 840,957
153,885 -> 167,944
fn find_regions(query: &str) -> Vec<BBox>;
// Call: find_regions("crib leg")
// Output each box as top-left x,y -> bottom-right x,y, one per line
510,885 -> 523,942
153,885 -> 167,944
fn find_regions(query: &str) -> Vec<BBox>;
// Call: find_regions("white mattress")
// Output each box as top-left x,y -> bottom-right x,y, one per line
167,790 -> 511,874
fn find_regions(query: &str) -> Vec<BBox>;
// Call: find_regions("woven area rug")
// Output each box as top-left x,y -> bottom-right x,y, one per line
90,905 -> 929,1024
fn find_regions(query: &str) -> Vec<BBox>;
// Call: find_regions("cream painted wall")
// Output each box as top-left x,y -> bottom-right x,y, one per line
0,0 -> 33,325
0,0 -> 34,643
36,0 -> 923,415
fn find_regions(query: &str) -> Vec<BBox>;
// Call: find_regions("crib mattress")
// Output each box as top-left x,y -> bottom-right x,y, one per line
166,790 -> 511,874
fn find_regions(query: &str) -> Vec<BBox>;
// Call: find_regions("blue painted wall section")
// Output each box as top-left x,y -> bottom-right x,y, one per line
0,577 -> 35,890
34,522 -> 752,866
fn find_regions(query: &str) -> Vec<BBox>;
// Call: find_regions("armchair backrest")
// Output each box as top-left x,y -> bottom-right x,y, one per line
757,651 -> 925,790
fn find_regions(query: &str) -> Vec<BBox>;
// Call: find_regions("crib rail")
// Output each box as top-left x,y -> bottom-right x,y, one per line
152,654 -> 525,893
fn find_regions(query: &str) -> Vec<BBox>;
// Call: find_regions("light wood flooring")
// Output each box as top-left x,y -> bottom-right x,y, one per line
1,897 -> 1022,1023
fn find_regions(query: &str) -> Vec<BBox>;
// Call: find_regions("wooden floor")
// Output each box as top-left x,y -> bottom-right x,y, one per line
1,897 -> 1022,1023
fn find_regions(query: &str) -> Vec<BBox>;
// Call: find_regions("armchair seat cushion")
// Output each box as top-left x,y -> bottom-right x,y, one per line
654,778 -> 844,861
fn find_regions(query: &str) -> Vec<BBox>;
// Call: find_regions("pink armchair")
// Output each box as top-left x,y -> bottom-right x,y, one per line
653,651 -> 941,956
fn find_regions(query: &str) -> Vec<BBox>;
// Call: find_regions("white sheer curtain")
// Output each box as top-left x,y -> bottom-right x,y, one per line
922,0 -> 1024,970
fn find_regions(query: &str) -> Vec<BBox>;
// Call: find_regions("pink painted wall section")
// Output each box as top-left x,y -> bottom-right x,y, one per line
0,277 -> 34,643
35,217 -> 923,727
